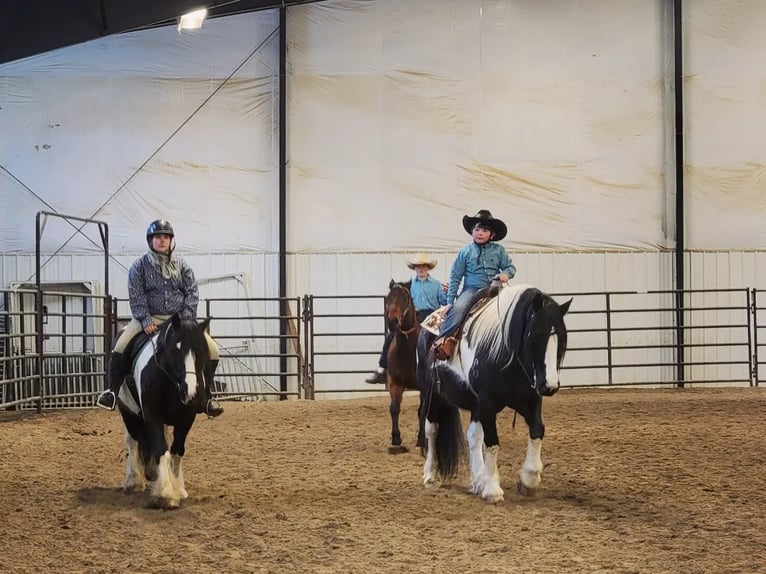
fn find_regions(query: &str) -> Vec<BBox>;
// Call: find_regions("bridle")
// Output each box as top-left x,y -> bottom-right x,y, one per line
389,285 -> 418,336
149,323 -> 199,396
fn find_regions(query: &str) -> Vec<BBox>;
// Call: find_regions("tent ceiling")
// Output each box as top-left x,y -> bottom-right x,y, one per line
0,0 -> 317,65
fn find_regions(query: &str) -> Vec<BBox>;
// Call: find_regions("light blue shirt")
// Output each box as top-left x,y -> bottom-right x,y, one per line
446,242 -> 516,304
410,275 -> 447,312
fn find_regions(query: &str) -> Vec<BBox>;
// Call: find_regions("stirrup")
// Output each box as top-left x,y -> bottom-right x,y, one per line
96,390 -> 116,411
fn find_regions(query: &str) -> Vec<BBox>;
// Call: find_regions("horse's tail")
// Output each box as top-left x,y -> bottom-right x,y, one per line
417,327 -> 466,478
434,399 -> 464,481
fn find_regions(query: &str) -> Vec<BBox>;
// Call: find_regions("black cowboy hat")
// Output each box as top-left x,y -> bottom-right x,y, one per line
462,210 -> 507,241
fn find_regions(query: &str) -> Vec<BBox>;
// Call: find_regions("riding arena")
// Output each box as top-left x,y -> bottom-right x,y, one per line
2,1 -> 766,573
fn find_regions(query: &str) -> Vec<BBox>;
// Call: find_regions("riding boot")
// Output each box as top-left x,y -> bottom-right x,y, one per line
200,359 -> 224,418
432,336 -> 458,361
364,368 -> 387,385
96,352 -> 124,410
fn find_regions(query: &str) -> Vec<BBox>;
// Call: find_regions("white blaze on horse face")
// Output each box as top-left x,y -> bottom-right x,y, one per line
544,332 -> 560,391
184,351 -> 198,401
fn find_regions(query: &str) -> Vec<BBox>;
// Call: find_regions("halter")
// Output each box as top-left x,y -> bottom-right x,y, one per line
513,305 -> 564,393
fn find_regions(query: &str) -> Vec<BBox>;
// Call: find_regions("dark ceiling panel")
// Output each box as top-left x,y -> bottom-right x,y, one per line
0,0 -> 321,65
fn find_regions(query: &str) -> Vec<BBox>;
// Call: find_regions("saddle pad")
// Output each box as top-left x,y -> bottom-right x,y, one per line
421,306 -> 448,335
420,296 -> 498,336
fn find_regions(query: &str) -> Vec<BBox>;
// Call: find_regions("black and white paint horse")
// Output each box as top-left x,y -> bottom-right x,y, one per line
417,283 -> 571,502
117,313 -> 211,508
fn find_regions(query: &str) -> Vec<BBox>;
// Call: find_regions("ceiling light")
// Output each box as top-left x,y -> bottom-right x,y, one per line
177,8 -> 208,32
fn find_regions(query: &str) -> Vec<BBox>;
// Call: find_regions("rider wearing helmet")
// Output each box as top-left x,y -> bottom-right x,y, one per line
96,219 -> 223,417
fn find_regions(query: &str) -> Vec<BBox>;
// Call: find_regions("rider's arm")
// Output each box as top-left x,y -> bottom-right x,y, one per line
179,260 -> 199,320
496,245 -> 516,279
446,247 -> 468,305
128,257 -> 153,329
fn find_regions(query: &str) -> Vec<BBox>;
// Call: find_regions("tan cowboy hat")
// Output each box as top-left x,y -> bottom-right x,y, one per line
407,253 -> 437,270
462,209 -> 508,241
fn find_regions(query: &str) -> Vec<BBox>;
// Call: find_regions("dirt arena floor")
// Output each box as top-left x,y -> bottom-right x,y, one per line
1,387 -> 765,574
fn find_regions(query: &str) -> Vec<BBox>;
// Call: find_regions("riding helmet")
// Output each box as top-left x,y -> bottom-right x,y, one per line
146,219 -> 175,247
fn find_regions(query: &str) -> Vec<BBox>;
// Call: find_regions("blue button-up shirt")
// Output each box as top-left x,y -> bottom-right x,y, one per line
410,275 -> 448,312
446,242 -> 516,304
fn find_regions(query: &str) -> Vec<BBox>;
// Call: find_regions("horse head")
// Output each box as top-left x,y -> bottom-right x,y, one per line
155,313 -> 211,405
386,279 -> 415,334
519,293 -> 571,397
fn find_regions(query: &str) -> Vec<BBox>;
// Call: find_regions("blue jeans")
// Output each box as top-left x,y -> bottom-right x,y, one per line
439,288 -> 479,338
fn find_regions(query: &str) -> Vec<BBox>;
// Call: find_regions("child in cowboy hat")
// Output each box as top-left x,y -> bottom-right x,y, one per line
433,210 -> 516,360
365,253 -> 448,385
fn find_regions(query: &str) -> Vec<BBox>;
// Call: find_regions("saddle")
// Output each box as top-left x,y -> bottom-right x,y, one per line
429,284 -> 501,360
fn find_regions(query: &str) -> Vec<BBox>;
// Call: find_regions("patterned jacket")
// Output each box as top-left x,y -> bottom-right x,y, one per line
127,253 -> 199,329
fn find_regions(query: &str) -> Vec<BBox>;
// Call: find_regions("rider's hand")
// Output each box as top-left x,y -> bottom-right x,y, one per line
495,273 -> 510,283
441,282 -> 449,292
144,323 -> 157,335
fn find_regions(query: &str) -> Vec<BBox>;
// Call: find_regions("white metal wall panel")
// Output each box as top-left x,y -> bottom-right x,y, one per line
287,0 -> 672,253
0,11 -> 280,254
685,1 -> 766,249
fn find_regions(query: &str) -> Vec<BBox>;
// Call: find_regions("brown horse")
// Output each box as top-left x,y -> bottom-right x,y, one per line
384,279 -> 420,454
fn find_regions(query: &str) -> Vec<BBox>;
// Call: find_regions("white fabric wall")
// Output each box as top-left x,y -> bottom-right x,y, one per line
685,1 -> 766,249
287,0 -> 673,253
0,11 -> 280,254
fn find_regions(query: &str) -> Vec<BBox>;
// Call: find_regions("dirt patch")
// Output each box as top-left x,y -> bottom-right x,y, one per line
1,387 -> 765,573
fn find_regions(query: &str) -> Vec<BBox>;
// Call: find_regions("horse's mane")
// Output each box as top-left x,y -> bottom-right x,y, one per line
465,284 -> 566,368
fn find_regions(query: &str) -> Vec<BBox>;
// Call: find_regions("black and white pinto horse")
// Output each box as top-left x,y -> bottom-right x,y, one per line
117,314 -> 211,508
417,283 -> 571,503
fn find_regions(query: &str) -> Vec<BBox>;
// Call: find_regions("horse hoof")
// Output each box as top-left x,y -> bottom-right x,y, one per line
483,493 -> 504,504
516,477 -> 537,497
388,445 -> 409,455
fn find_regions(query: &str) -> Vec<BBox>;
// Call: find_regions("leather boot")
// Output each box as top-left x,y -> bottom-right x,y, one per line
96,352 -> 124,410
364,369 -> 387,384
433,336 -> 458,361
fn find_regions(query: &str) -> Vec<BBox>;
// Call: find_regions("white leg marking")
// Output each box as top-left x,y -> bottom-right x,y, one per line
481,445 -> 504,502
544,334 -> 560,392
170,454 -> 188,499
123,430 -> 139,491
422,420 -> 438,487
466,421 -> 486,495
518,437 -> 544,492
153,451 -> 179,506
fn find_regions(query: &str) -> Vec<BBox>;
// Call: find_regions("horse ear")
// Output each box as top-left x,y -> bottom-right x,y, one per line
559,298 -> 573,316
532,292 -> 545,311
389,279 -> 396,290
171,313 -> 181,329
199,317 -> 211,332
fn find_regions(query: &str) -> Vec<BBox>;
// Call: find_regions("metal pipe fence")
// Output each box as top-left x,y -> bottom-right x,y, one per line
1,286 -> 762,410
